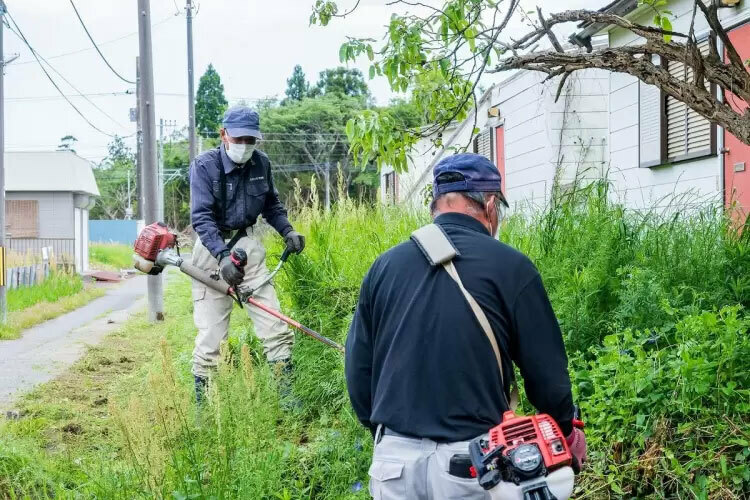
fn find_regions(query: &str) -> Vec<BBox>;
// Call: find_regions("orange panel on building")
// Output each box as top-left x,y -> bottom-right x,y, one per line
495,126 -> 505,194
724,22 -> 750,222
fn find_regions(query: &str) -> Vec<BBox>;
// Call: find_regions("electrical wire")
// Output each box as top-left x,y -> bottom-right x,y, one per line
13,14 -> 176,67
5,10 -> 129,137
68,0 -> 135,84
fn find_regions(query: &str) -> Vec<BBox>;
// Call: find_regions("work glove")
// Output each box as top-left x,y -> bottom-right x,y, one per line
284,230 -> 305,255
566,427 -> 587,474
219,254 -> 245,287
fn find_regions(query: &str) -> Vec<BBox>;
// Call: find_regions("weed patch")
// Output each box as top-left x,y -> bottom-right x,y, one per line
1,190 -> 748,498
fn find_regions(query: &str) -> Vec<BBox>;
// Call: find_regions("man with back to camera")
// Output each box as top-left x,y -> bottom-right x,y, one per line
345,153 -> 586,499
189,105 -> 305,403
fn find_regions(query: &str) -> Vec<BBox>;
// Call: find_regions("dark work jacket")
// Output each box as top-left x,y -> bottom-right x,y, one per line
189,145 -> 292,258
345,212 -> 574,442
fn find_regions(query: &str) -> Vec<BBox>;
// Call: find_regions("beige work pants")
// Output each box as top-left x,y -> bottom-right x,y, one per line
368,428 -> 490,500
191,231 -> 293,378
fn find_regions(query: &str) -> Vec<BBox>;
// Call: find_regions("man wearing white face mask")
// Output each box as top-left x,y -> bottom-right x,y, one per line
189,105 -> 305,404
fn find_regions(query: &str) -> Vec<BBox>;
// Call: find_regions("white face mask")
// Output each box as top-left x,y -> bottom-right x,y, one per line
225,142 -> 255,164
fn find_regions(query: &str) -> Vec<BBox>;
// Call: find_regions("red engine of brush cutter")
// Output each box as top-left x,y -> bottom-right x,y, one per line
469,411 -> 575,500
134,222 -> 176,261
133,222 -> 177,275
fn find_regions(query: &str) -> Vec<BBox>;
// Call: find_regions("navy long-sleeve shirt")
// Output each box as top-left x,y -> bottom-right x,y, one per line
345,212 -> 574,442
189,145 -> 293,258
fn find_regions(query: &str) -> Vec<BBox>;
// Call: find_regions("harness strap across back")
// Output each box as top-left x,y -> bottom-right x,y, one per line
411,223 -> 519,411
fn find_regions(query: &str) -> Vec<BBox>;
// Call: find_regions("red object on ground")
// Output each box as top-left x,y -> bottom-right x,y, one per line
134,222 -> 177,261
89,271 -> 122,282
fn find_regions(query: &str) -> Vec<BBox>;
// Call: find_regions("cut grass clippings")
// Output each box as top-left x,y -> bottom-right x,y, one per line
89,243 -> 134,271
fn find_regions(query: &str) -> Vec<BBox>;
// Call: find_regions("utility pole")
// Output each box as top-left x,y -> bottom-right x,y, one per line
138,0 -> 163,321
186,0 -> 196,162
135,57 -> 142,219
0,1 -> 6,324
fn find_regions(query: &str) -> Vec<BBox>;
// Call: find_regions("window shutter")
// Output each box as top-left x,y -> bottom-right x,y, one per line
666,59 -> 688,159
665,39 -> 714,161
6,200 -> 39,238
685,41 -> 712,154
476,129 -> 492,161
639,55 -> 664,167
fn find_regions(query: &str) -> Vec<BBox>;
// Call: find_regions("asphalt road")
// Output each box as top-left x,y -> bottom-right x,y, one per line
0,274 -> 148,412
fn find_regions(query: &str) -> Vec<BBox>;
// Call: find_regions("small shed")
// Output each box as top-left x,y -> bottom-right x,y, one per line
5,151 -> 99,273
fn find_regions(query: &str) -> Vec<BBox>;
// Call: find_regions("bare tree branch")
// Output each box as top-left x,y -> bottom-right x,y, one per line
536,7 -> 563,53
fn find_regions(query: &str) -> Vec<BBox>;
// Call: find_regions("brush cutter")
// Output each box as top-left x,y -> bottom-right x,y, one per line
468,408 -> 584,500
132,222 -> 345,353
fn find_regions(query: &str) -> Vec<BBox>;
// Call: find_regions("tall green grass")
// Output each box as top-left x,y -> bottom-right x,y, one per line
6,272 -> 84,311
1,187 -> 748,498
89,243 -> 134,271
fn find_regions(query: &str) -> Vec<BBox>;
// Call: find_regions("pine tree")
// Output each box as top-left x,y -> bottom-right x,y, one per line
195,64 -> 228,138
284,65 -> 309,103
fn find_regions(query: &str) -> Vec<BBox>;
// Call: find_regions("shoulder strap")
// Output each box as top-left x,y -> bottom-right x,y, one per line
411,224 -> 519,410
411,223 -> 458,265
218,161 -> 228,216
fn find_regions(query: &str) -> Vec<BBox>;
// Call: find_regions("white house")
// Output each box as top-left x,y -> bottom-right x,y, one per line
383,64 -> 611,210
383,0 -> 750,219
6,151 -> 99,272
572,0 -> 750,214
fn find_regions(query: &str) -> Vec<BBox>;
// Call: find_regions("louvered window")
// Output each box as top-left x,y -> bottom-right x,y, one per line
473,129 -> 493,162
6,200 -> 39,238
383,172 -> 397,204
665,39 -> 715,161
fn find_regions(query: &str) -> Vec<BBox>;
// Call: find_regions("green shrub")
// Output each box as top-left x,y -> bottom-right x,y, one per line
575,306 -> 750,498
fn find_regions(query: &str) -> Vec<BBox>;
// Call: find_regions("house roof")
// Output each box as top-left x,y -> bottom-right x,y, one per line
5,151 -> 100,196
571,0 -> 639,44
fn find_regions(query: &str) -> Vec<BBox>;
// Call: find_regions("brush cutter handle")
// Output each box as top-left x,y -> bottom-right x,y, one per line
280,247 -> 292,262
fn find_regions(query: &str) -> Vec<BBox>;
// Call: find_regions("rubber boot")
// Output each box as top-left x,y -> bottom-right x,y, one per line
194,375 -> 208,403
270,358 -> 302,412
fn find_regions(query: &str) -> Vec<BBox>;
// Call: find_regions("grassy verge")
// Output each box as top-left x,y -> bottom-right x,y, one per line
89,243 -> 133,271
0,274 -> 106,340
1,187 -> 749,498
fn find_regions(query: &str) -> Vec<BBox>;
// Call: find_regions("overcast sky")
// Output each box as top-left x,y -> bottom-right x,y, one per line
3,0 -> 602,162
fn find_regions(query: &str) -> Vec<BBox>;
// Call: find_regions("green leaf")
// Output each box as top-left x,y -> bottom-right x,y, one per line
661,17 -> 672,43
369,65 -> 376,80
367,45 -> 374,61
338,44 -> 348,62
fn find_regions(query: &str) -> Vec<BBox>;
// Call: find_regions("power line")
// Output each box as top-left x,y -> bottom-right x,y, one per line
4,11 -> 126,137
68,0 -> 135,84
13,14 -> 176,67
6,90 -> 131,101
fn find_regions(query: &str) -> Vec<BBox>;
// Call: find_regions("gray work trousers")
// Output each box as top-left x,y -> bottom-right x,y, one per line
191,231 -> 293,377
368,428 -> 490,500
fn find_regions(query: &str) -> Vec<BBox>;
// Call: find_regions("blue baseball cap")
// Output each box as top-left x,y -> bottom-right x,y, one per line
222,106 -> 263,139
433,153 -> 508,207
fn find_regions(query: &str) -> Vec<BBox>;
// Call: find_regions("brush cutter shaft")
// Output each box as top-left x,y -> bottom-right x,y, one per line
179,261 -> 232,295
155,248 -> 344,354
245,297 -> 345,353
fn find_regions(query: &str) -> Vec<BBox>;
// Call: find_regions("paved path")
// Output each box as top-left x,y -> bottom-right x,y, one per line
0,275 -> 147,411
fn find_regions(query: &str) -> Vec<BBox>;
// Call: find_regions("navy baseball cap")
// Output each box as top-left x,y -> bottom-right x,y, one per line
222,106 -> 263,139
433,153 -> 508,207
